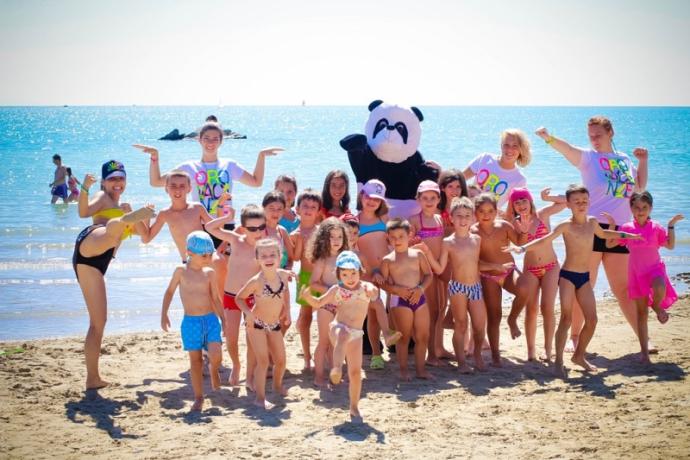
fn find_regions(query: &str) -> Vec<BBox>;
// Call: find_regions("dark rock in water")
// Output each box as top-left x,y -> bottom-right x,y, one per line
184,129 -> 246,140
159,129 -> 186,141
672,272 -> 690,284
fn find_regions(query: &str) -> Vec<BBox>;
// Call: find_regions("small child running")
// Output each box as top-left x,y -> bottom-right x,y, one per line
235,239 -> 291,409
504,185 -> 642,377
161,231 -> 224,412
606,191 -> 683,364
300,251 -> 381,421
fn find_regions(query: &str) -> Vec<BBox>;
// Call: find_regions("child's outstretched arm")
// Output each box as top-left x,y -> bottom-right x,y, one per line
161,267 -> 182,332
539,187 -> 567,218
600,212 -> 619,249
299,285 -> 337,309
504,221 -> 568,254
535,127 -> 584,167
666,214 -> 684,249
205,214 -> 241,243
238,147 -> 285,187
132,144 -> 166,187
78,174 -> 105,218
139,209 -> 167,244
592,219 -> 643,241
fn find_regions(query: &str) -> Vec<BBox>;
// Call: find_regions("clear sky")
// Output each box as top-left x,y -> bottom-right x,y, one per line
1,0 -> 688,106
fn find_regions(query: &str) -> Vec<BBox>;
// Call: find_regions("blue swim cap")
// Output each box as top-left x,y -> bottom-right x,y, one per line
186,231 -> 214,255
336,250 -> 361,270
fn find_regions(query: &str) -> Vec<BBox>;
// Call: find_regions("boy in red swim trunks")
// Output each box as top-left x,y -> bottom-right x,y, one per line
205,205 -> 266,387
380,218 -> 433,381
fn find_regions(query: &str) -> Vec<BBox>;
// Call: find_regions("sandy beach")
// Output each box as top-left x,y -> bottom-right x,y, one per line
1,296 -> 689,459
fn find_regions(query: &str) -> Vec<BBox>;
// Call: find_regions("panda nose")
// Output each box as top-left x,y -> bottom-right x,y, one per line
386,125 -> 396,130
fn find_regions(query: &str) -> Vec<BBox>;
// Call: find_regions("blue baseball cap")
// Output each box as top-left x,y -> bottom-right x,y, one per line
102,160 -> 126,180
336,250 -> 362,270
186,231 -> 215,255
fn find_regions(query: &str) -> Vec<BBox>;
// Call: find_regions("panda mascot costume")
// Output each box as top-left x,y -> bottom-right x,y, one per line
340,100 -> 440,218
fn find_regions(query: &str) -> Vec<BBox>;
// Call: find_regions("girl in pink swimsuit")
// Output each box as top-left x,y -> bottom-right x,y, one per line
505,187 -> 566,361
607,191 -> 683,364
410,180 -> 450,365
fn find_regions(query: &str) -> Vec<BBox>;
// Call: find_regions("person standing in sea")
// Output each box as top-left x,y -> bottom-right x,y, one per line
134,120 -> 284,294
535,116 -> 649,350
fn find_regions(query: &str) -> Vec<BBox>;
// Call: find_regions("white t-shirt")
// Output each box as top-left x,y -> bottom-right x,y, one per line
176,159 -> 246,217
468,153 -> 527,208
577,149 -> 636,224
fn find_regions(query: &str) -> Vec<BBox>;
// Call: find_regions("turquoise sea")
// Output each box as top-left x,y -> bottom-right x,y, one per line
1,106 -> 688,340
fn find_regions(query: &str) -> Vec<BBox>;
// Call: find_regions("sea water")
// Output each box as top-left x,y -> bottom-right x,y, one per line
0,105 -> 688,340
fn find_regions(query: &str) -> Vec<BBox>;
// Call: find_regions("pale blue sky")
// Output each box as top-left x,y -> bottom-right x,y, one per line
1,0 -> 688,105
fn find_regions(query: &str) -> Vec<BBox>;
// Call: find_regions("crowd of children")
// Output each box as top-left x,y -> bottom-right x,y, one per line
69,118 -> 684,419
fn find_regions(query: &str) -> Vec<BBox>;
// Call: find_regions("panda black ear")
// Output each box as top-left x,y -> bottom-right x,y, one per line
368,100 -> 384,112
411,106 -> 424,122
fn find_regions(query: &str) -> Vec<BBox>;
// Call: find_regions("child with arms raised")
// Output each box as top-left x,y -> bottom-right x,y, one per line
205,205 -> 266,387
292,189 -> 322,370
505,187 -> 566,361
505,185 -> 641,377
235,239 -> 291,409
307,218 -> 350,386
381,218 -> 432,381
300,251 -> 381,421
161,231 -> 224,412
606,191 -> 683,364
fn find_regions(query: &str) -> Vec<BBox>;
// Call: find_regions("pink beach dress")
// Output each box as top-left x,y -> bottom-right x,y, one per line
619,219 -> 677,309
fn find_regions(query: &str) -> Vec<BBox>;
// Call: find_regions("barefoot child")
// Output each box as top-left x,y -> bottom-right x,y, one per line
471,193 -> 526,366
381,218 -> 433,381
422,197 -> 509,372
300,251 -> 381,420
606,191 -> 683,364
356,179 -> 403,368
161,231 -> 224,412
291,188 -> 322,370
236,239 -> 291,409
141,171 -> 220,263
409,180 -> 447,366
74,160 -> 153,389
306,218 -> 350,386
205,205 -> 266,386
505,187 -> 566,361
505,185 -> 641,377
320,170 -> 351,220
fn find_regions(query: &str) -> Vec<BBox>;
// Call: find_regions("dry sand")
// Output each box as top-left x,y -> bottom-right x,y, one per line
2,297 -> 689,459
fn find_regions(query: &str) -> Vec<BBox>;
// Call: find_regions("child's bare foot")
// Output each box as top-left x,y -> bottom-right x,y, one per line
85,379 -> 109,390
539,352 -> 553,363
482,339 -> 491,350
457,362 -> 473,374
384,330 -> 403,347
654,308 -> 669,324
565,338 -> 577,353
399,369 -> 412,382
313,377 -> 327,388
507,316 -> 521,339
330,367 -> 343,385
639,353 -> 652,365
121,206 -> 155,224
648,340 -> 659,354
274,385 -> 289,397
416,370 -> 434,380
254,399 -> 275,410
491,355 -> 502,368
228,367 -> 240,386
190,397 -> 204,412
553,360 -> 567,378
425,358 -> 443,367
527,355 -> 537,362
571,354 -> 597,372
246,380 -> 255,393
436,349 -> 455,360
350,407 -> 363,423
302,358 -> 313,371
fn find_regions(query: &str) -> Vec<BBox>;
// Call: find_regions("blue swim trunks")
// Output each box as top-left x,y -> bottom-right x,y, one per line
181,312 -> 222,351
51,184 -> 68,199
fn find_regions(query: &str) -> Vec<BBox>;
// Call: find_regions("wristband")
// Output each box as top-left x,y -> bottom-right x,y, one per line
619,232 -> 625,238
150,157 -> 157,162
668,226 -> 675,230
80,185 -> 89,193
545,135 -> 555,145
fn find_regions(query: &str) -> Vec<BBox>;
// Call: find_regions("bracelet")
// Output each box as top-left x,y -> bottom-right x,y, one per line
150,157 -> 157,162
545,135 -> 555,145
668,226 -> 675,230
80,185 -> 89,193
619,232 -> 626,238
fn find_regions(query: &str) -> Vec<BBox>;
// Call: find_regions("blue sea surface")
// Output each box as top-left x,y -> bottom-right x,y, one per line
0,105 -> 688,340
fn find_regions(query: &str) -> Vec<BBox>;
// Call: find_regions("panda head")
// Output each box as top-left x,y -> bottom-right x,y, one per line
364,100 -> 423,164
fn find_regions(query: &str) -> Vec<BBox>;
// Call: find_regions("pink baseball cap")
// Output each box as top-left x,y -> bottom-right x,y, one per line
361,179 -> 386,200
508,187 -> 533,204
417,180 -> 440,195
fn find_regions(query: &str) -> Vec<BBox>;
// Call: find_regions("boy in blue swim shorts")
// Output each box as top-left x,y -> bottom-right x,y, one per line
161,231 -> 224,412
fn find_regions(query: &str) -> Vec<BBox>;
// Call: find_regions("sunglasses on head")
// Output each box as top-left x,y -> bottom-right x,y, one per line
244,223 -> 267,232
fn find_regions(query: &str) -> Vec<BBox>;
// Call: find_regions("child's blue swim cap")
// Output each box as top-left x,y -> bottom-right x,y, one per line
186,231 -> 214,255
336,251 -> 361,270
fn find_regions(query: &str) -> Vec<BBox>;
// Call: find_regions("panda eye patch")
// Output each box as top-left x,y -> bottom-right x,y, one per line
373,118 -> 389,138
394,122 -> 409,144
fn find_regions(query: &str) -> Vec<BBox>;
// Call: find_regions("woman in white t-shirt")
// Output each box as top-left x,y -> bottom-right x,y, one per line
463,129 -> 531,211
535,116 -> 649,349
